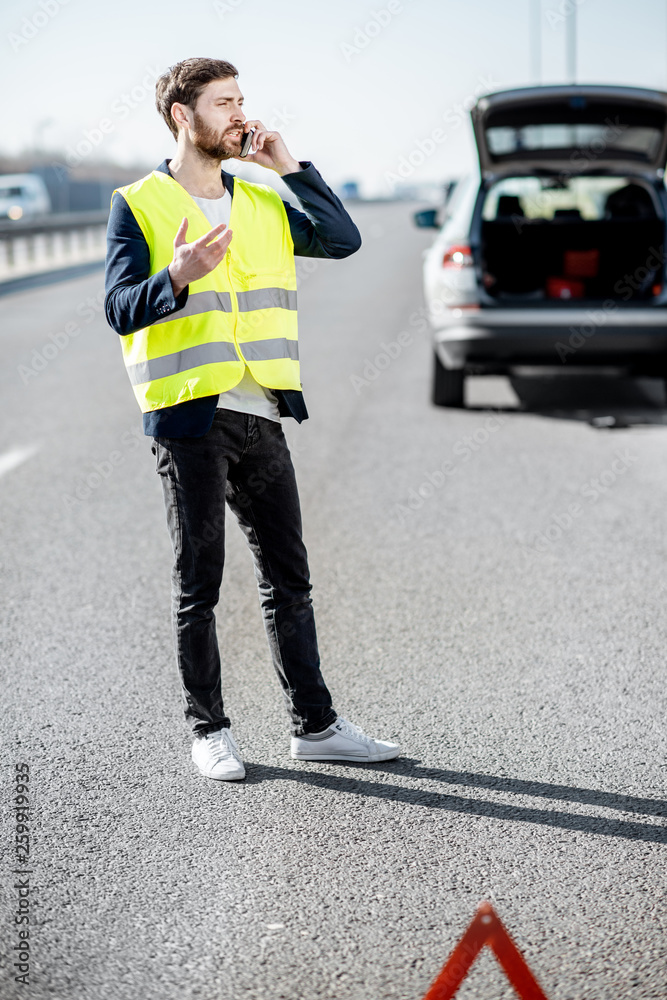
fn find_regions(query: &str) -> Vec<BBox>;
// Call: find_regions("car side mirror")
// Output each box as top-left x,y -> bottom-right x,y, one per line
413,208 -> 440,229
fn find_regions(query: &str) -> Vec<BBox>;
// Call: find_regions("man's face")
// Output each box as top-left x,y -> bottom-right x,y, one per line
184,77 -> 246,160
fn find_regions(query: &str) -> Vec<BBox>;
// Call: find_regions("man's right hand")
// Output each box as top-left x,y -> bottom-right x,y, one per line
168,218 -> 233,297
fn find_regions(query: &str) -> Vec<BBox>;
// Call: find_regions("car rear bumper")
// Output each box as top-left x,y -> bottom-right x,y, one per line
433,307 -> 667,372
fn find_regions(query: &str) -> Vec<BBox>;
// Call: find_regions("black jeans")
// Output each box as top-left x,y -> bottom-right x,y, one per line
152,409 -> 337,738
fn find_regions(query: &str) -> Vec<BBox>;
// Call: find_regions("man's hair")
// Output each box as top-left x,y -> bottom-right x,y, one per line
155,58 -> 239,139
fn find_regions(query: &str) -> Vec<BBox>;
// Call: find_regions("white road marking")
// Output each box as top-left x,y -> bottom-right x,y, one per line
0,445 -> 39,479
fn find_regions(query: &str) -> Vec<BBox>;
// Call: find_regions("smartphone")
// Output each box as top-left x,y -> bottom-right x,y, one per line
240,128 -> 255,158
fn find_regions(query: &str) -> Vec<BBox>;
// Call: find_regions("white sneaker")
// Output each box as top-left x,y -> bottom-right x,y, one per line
291,716 -> 401,762
192,728 -> 246,781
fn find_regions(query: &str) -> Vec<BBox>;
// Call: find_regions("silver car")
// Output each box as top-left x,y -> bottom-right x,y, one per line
0,173 -> 51,221
415,84 -> 667,406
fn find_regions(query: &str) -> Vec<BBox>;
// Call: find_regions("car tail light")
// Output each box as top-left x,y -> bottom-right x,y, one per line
442,244 -> 473,268
653,283 -> 662,296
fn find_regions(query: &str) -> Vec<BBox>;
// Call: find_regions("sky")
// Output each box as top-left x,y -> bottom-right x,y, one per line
2,0 -> 667,196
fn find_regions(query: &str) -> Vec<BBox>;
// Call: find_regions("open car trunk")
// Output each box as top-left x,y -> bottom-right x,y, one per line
481,214 -> 664,303
470,85 -> 667,304
471,85 -> 667,177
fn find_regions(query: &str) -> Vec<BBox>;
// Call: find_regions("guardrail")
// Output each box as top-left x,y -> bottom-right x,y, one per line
0,211 -> 108,282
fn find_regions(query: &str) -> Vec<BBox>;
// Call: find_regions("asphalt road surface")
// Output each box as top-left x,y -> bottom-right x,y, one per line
1,201 -> 666,1000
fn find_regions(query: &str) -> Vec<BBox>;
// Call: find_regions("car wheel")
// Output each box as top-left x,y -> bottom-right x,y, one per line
432,350 -> 465,407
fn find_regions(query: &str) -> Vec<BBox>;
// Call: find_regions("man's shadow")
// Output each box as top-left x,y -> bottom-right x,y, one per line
239,758 -> 667,844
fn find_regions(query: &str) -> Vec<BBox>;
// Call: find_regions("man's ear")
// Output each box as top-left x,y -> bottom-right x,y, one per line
171,102 -> 190,134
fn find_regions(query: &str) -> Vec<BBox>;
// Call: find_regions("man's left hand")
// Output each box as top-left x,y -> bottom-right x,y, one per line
235,120 -> 301,176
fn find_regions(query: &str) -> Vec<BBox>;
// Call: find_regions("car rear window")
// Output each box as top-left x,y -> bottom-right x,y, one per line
486,123 -> 663,163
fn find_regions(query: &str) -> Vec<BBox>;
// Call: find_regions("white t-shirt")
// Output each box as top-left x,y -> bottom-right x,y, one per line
191,191 -> 281,424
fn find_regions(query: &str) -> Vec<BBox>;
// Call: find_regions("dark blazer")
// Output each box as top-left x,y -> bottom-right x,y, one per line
105,158 -> 362,437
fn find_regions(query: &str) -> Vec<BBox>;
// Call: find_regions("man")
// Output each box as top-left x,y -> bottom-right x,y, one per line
105,57 -> 400,780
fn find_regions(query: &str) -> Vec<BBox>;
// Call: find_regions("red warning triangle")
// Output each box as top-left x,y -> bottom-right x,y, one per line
421,901 -> 549,1000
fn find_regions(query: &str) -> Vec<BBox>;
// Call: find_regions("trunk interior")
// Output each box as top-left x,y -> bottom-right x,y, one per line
480,216 -> 664,304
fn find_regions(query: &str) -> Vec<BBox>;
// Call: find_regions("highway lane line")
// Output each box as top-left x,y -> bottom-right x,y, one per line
0,445 -> 39,479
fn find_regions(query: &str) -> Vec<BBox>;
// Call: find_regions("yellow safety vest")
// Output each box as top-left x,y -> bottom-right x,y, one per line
113,169 -> 300,413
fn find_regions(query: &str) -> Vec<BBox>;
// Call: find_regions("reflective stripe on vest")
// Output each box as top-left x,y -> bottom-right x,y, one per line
112,170 -> 300,413
149,287 -> 298,325
125,337 -> 299,386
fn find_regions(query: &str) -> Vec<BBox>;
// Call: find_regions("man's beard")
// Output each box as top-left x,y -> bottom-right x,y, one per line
191,111 -> 242,161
